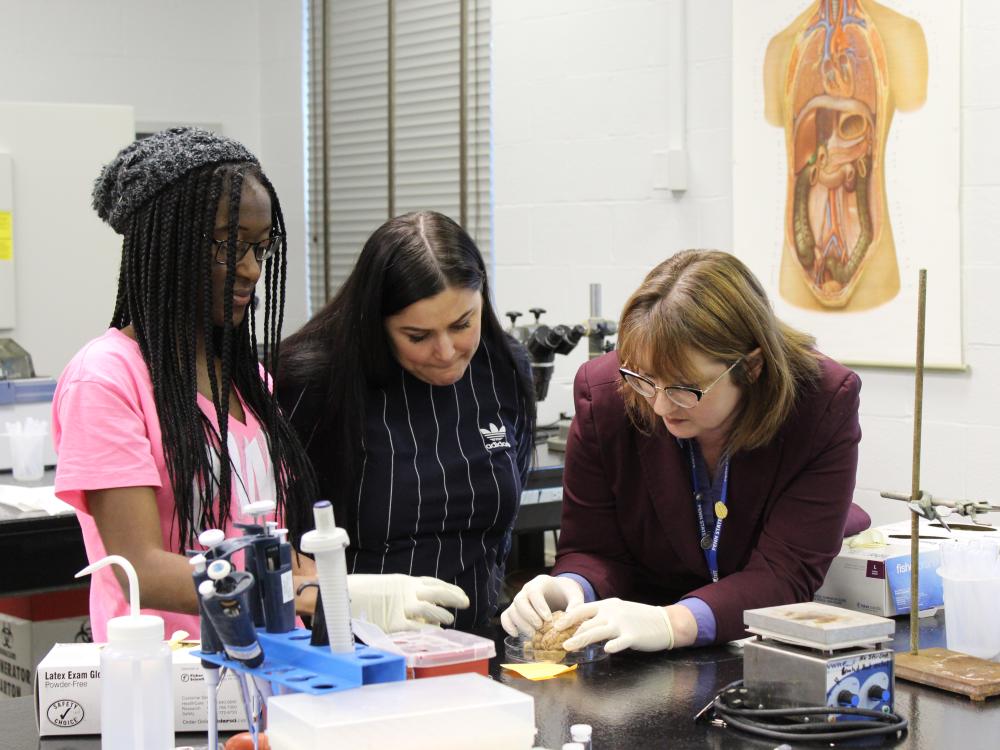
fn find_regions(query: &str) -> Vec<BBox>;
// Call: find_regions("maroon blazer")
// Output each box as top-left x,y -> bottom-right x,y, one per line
551,351 -> 864,644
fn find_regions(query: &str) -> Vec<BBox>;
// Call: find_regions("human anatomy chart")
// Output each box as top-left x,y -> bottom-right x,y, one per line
734,0 -> 961,367
766,0 -> 926,311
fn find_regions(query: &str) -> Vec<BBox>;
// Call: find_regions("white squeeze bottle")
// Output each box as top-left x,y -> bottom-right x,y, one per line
76,555 -> 174,750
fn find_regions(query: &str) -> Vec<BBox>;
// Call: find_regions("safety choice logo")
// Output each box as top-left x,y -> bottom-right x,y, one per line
47,699 -> 85,728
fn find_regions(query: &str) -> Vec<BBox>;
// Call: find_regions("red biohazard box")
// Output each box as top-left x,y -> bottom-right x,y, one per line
388,629 -> 495,679
0,588 -> 91,699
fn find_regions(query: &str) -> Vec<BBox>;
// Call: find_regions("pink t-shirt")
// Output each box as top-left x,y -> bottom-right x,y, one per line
53,328 -> 277,642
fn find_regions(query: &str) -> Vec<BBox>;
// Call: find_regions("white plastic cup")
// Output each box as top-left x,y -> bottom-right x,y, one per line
9,424 -> 46,481
938,567 -> 1000,660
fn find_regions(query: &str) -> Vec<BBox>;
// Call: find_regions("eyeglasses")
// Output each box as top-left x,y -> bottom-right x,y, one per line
207,233 -> 283,266
619,358 -> 743,409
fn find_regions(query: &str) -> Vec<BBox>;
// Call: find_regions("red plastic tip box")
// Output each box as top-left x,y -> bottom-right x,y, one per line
389,629 -> 496,679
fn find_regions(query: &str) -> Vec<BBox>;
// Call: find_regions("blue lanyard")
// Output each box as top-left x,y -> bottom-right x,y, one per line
685,441 -> 730,583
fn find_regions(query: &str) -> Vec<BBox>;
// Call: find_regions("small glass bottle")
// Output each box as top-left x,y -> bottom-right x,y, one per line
570,723 -> 593,750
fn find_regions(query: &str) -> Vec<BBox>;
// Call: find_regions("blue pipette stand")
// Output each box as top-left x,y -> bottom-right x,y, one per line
192,628 -> 405,694
192,509 -> 405,749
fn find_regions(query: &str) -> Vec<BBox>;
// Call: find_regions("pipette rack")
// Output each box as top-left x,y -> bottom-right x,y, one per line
193,628 -> 406,695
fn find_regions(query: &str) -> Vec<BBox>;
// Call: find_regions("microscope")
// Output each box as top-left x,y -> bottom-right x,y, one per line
505,308 -> 585,402
583,283 -> 617,360
542,284 -> 618,451
506,284 -> 618,452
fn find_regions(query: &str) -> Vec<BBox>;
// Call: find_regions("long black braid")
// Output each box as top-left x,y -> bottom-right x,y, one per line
110,161 -> 317,548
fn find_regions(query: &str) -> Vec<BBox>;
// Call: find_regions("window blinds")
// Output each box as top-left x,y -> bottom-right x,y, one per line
306,0 -> 491,312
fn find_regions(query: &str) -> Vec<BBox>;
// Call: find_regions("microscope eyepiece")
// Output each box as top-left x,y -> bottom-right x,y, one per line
555,324 -> 586,354
526,325 -> 560,358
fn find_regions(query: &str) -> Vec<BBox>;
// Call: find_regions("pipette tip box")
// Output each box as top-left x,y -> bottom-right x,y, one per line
266,672 -> 536,750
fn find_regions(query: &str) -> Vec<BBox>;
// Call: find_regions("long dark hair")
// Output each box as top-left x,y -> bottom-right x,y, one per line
278,211 -> 535,522
111,161 -> 317,547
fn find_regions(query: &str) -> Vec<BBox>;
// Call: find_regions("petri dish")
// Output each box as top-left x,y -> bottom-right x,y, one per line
503,635 -> 609,665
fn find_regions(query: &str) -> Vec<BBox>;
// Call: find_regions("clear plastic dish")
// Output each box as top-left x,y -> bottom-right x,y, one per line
389,628 -> 495,668
503,635 -> 608,665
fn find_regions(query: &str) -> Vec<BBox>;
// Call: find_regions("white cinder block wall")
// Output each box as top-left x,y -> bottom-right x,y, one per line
492,0 -> 1000,527
0,0 -> 312,349
259,0 -> 309,335
1,0 -> 996,528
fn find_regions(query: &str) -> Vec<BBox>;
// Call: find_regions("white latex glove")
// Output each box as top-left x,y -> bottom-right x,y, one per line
557,598 -> 675,654
347,574 -> 469,632
500,574 -> 585,637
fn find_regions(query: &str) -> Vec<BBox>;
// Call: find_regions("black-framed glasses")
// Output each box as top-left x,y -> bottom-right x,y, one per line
207,233 -> 283,266
619,358 -> 743,409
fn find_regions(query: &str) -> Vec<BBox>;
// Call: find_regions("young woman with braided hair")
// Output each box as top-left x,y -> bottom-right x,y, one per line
55,129 -> 468,641
52,128 -> 324,641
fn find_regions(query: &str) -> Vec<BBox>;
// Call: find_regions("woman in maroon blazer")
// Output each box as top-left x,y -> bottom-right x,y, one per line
501,250 -> 869,651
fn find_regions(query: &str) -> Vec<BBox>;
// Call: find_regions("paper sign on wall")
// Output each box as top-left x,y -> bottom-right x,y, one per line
0,211 -> 12,261
0,151 -> 13,328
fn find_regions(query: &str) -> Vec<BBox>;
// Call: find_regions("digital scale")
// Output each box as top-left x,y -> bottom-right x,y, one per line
742,602 -> 896,714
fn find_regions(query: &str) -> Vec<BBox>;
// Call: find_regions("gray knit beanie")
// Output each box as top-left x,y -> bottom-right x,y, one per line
92,127 -> 259,235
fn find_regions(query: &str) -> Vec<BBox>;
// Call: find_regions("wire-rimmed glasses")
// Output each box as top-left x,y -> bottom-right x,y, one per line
619,357 -> 742,409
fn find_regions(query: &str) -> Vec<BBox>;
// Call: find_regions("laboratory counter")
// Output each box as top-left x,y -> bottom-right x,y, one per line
1,610 -> 998,749
0,470 -> 88,596
0,443 -> 565,597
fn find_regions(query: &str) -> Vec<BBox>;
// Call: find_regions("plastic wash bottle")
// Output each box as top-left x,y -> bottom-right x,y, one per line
76,554 -> 174,750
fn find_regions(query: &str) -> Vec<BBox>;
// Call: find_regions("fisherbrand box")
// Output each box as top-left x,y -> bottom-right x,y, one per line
813,523 -> 946,617
35,642 -> 247,736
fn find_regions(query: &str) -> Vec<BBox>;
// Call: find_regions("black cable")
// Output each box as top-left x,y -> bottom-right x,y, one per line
705,680 -> 908,744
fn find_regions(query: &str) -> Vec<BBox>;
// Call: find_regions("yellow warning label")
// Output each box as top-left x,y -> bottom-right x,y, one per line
0,211 -> 12,261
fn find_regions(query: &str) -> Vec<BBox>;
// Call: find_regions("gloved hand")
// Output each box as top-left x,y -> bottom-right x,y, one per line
557,598 -> 675,654
347,574 -> 469,632
500,574 -> 585,637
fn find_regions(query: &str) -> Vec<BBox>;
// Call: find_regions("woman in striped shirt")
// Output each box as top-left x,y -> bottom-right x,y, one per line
278,212 -> 535,629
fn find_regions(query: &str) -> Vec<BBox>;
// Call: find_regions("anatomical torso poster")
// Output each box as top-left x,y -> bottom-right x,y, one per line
733,0 -> 961,367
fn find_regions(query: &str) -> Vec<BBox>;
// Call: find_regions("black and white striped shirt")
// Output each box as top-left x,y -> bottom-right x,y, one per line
286,338 -> 531,628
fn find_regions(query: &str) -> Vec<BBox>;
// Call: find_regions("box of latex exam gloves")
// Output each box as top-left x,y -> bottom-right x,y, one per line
34,643 -> 247,736
813,522 -> 946,617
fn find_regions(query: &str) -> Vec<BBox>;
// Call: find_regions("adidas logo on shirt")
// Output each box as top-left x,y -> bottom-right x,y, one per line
479,422 -> 511,451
